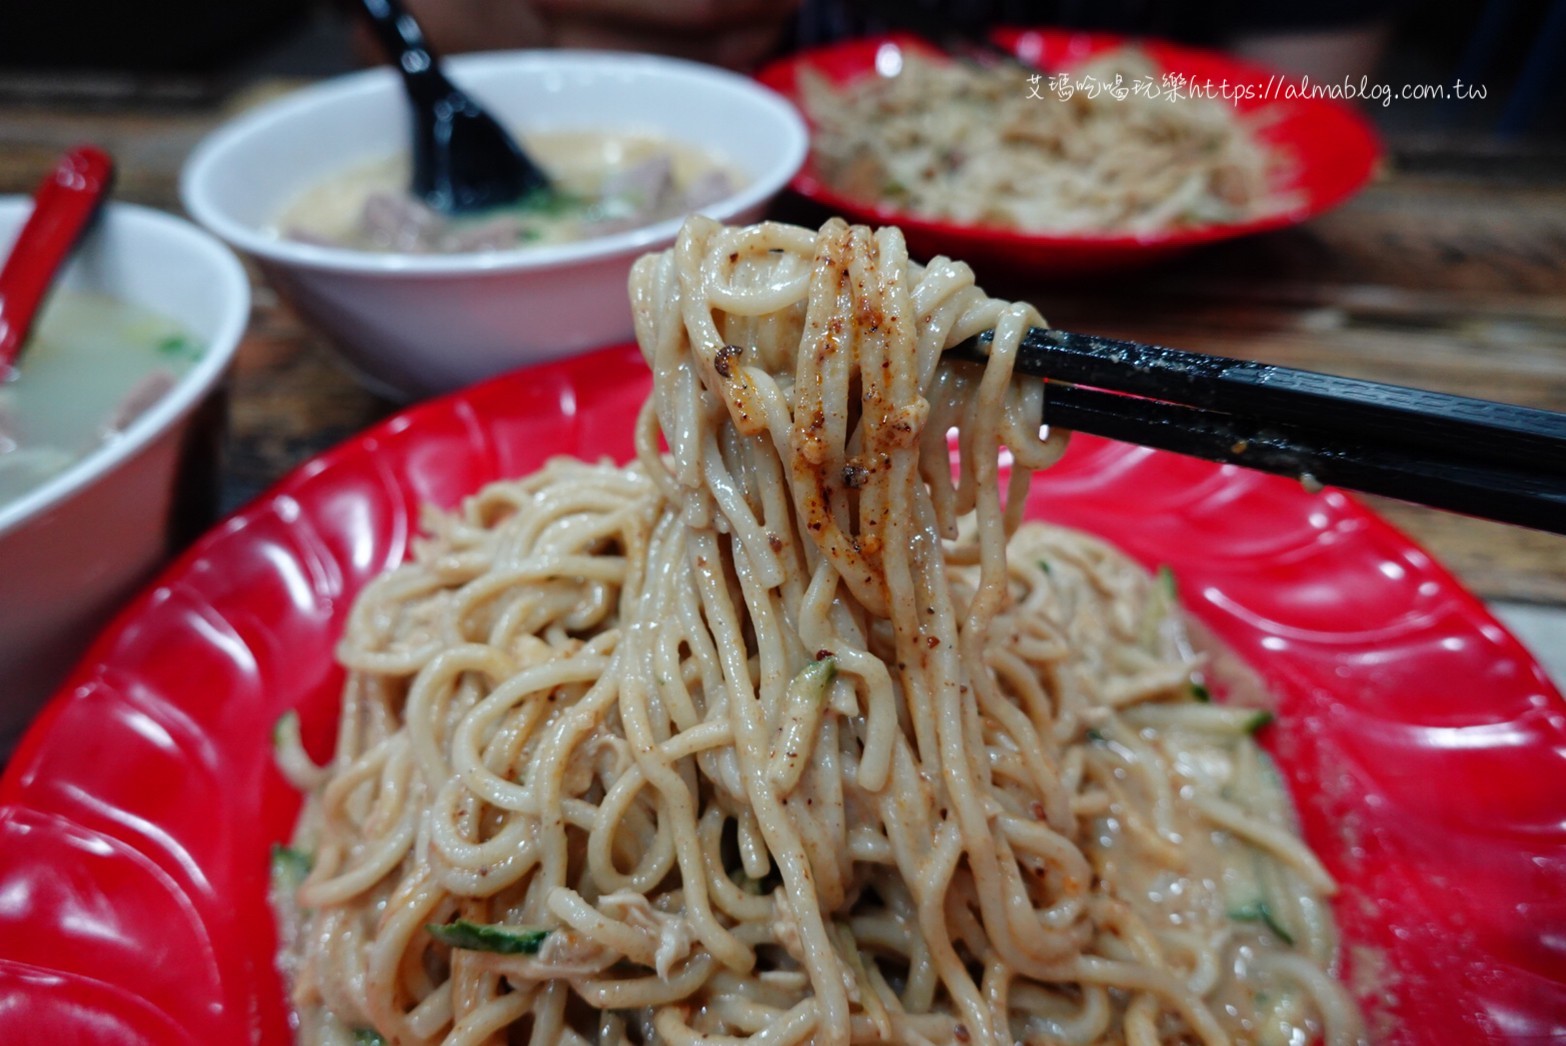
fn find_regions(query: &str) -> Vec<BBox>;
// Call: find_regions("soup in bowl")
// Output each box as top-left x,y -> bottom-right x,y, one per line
0,290 -> 203,511
278,130 -> 742,254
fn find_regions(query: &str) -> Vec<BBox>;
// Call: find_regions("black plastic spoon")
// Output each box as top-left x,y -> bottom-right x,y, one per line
357,0 -> 551,214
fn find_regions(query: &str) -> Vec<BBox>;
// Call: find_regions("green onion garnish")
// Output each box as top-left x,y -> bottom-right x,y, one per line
157,334 -> 199,358
427,919 -> 549,955
1229,900 -> 1295,945
270,843 -> 313,886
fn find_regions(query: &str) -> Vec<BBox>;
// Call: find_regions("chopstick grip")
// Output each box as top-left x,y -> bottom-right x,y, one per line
1000,328 -> 1566,471
952,327 -> 1566,534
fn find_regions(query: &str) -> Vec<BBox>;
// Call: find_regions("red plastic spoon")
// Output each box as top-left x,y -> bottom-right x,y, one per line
0,145 -> 116,379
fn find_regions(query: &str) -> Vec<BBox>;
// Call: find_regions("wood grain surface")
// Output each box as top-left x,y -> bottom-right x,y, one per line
2,86 -> 1563,605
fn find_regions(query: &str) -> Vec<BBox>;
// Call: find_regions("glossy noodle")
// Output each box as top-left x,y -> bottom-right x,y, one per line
273,217 -> 1365,1045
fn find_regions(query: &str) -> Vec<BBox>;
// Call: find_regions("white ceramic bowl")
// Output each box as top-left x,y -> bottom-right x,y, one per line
0,199 -> 249,753
180,50 -> 808,400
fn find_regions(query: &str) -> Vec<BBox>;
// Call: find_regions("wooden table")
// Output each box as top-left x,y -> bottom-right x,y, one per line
3,85 -> 1564,672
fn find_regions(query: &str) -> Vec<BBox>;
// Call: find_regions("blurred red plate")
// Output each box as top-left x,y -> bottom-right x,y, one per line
0,343 -> 1561,1042
756,30 -> 1384,276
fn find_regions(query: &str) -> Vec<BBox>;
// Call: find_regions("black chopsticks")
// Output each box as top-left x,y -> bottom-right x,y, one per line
949,327 -> 1566,535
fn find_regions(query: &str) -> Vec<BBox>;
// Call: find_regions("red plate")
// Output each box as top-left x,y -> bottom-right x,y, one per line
1,344 -> 1560,1042
756,30 -> 1384,276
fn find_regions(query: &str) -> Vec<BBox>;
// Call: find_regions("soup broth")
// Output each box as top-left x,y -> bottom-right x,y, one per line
275,129 -> 740,254
0,289 -> 202,511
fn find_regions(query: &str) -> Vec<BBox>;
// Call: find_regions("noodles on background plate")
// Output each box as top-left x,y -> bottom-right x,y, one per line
273,217 -> 1365,1045
754,31 -> 1383,276
797,49 -> 1293,236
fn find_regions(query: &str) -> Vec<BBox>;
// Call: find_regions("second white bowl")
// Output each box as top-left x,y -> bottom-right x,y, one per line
180,50 -> 808,400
